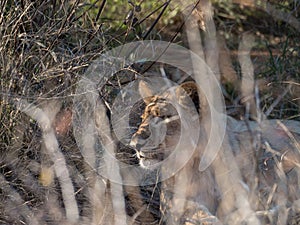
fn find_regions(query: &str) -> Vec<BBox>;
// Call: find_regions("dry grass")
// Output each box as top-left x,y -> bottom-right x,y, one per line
0,0 -> 299,224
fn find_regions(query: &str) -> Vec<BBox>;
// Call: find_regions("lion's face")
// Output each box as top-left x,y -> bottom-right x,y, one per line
130,96 -> 181,168
130,80 -> 199,169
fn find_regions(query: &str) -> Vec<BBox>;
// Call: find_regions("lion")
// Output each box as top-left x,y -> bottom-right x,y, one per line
129,79 -> 219,224
129,78 -> 300,224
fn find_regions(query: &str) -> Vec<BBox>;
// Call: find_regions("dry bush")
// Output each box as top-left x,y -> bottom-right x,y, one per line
0,0 -> 300,225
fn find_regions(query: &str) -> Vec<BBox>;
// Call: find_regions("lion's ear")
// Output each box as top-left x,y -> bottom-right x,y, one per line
176,82 -> 200,112
179,82 -> 198,99
138,80 -> 155,105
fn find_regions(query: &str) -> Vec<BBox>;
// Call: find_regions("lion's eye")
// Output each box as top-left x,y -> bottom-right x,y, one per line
152,109 -> 160,117
161,114 -> 171,120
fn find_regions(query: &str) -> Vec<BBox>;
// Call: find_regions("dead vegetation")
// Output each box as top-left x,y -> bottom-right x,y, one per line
0,0 -> 299,224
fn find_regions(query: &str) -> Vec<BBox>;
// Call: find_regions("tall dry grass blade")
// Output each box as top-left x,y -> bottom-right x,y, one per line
15,99 -> 79,223
238,33 -> 258,119
81,118 -> 107,225
199,0 -> 220,81
95,98 -> 128,225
